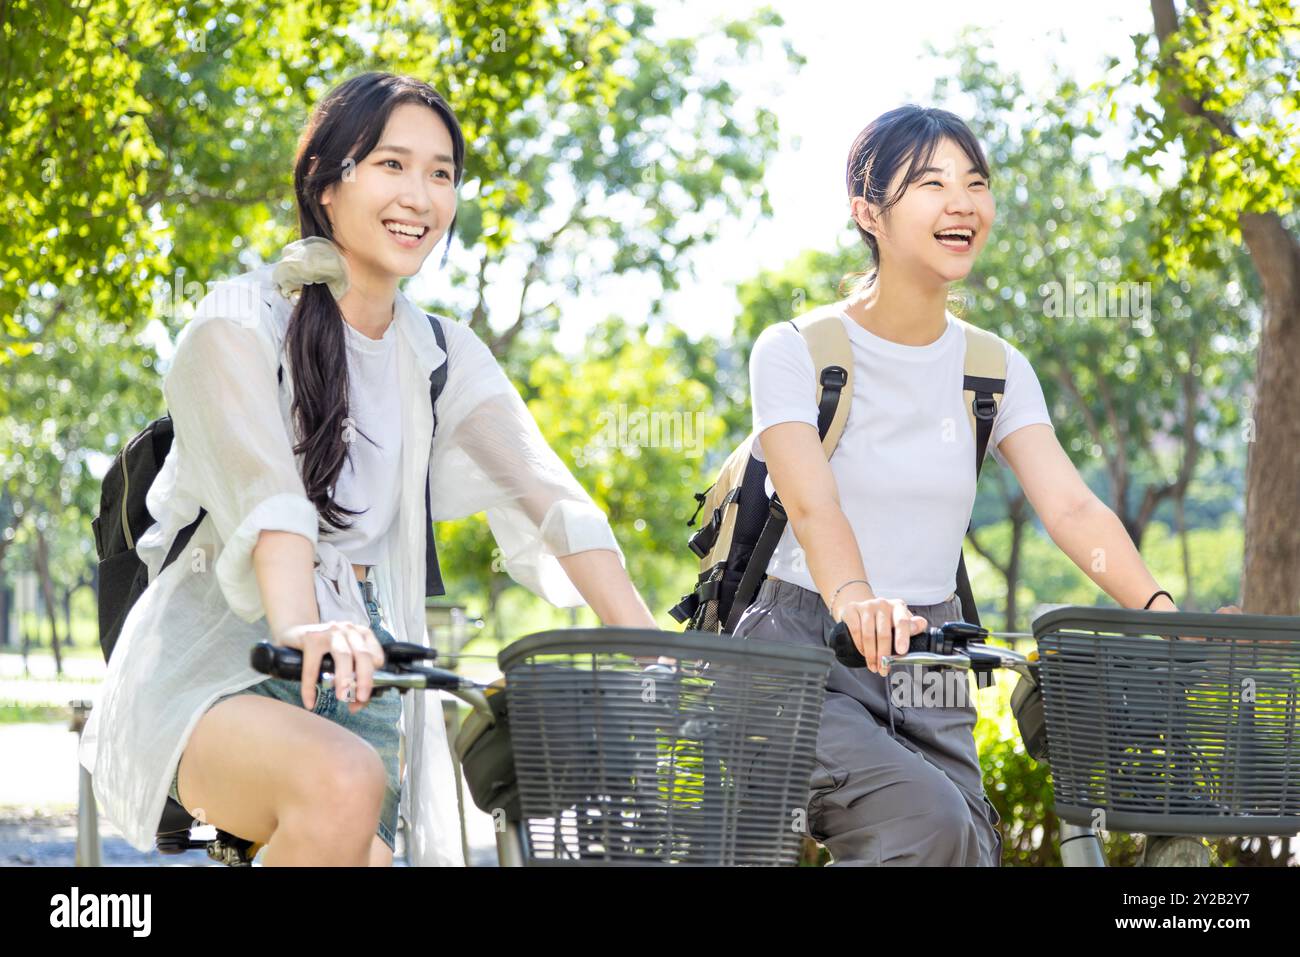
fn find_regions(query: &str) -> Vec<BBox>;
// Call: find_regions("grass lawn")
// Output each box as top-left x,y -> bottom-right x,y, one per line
0,703 -> 72,724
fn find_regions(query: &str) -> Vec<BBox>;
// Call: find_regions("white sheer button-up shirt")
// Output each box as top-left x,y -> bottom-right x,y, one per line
78,262 -> 625,866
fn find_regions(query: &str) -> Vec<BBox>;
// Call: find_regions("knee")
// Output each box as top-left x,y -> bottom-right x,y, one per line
287,742 -> 387,835
324,744 -> 387,813
816,775 -> 978,867
909,784 -> 978,866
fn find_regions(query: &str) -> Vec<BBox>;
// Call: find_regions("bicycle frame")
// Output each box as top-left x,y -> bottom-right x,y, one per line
444,684 -> 527,867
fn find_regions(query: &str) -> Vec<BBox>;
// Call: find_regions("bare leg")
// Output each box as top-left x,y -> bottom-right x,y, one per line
368,834 -> 394,867
175,694 -> 387,866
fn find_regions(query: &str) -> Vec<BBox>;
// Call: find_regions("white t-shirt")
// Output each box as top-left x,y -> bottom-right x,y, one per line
749,309 -> 1052,605
321,317 -> 402,565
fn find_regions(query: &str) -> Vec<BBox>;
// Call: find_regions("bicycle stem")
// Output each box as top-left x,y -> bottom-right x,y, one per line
447,687 -> 494,720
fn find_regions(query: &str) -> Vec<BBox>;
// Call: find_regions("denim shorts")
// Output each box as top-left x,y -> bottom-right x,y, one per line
169,577 -> 403,852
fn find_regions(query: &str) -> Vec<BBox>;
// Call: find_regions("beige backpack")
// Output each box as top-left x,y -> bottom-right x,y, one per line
669,303 -> 1008,633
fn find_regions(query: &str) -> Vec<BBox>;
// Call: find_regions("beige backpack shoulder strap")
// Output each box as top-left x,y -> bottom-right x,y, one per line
791,304 -> 854,458
955,317 -> 1008,473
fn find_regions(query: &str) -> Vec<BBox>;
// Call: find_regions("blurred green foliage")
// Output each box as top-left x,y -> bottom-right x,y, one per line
1,1 -> 1293,866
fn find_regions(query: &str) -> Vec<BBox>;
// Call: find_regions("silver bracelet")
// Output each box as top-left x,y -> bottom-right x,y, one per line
829,578 -> 872,617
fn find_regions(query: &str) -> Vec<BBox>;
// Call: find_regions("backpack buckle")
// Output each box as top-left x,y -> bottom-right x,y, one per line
669,594 -> 698,624
972,395 -> 997,422
820,366 -> 848,390
688,528 -> 713,559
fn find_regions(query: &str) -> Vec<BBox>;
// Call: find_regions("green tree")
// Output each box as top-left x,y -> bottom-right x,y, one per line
933,33 -> 1256,627
1,0 -> 797,641
0,286 -> 163,670
1,0 -> 173,361
434,319 -> 730,634
414,2 -> 796,616
1112,0 -> 1299,615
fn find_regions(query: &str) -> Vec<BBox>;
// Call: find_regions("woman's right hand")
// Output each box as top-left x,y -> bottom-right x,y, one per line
274,621 -> 386,713
836,597 -> 928,675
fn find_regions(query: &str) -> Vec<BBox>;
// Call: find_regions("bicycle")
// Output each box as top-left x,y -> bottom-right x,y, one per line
828,605 -> 1300,866
161,627 -> 833,866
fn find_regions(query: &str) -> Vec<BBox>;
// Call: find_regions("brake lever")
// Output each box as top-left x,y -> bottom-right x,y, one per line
881,651 -> 972,672
381,641 -> 439,665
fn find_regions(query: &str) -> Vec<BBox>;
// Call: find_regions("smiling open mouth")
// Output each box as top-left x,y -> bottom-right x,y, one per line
935,228 -> 974,250
383,220 -> 429,241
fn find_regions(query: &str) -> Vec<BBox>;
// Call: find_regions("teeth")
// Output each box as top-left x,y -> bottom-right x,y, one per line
384,221 -> 426,238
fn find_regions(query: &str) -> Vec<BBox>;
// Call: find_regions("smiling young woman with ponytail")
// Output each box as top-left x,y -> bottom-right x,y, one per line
78,72 -> 656,867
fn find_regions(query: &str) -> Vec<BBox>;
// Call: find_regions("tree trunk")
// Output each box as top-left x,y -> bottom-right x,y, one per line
0,580 -> 8,649
965,468 -> 1029,634
488,573 -> 509,645
1175,492 -> 1195,611
1239,213 -> 1300,615
0,533 -> 10,649
1149,0 -> 1300,616
21,604 -> 31,676
33,527 -> 64,676
63,577 -> 95,649
1004,495 -> 1026,634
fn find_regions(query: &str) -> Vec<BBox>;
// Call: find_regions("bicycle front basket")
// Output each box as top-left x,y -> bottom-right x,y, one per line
499,628 -> 831,865
1033,606 -> 1300,837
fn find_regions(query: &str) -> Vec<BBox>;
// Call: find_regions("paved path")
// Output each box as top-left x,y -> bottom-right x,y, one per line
0,720 -> 499,867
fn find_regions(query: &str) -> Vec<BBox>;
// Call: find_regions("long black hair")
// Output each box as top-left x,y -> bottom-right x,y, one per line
842,105 -> 990,296
286,72 -> 466,533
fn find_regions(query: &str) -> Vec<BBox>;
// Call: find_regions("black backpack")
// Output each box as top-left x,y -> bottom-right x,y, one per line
92,312 -> 450,662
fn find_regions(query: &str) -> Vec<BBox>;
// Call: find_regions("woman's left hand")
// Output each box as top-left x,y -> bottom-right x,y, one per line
1176,603 -> 1242,641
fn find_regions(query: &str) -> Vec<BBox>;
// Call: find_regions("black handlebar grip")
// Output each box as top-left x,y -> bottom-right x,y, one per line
250,642 -> 334,683
828,621 -> 937,669
829,621 -> 866,668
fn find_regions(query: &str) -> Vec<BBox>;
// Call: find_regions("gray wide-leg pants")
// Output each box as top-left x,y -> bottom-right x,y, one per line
732,578 -> 1004,866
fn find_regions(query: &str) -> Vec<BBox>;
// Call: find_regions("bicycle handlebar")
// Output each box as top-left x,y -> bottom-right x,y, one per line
250,640 -> 500,723
250,641 -> 476,693
828,620 -> 1033,679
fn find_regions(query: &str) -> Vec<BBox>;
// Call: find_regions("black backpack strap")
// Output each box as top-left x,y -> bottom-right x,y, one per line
163,509 -> 207,570
954,372 -> 1004,632
725,496 -> 788,632
725,364 -> 848,632
964,374 -> 1002,480
423,313 -> 449,597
